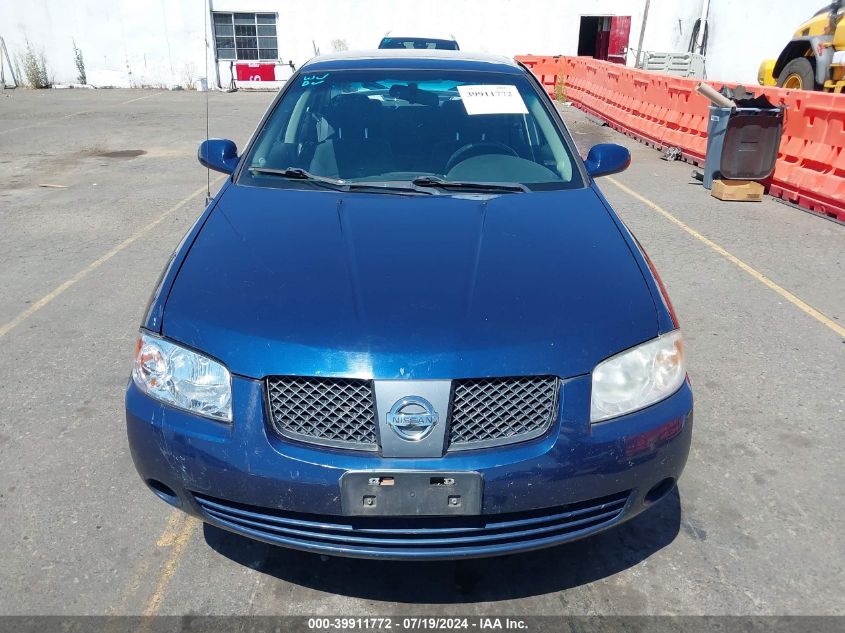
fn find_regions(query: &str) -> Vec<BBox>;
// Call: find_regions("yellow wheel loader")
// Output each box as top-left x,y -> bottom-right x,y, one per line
758,1 -> 845,91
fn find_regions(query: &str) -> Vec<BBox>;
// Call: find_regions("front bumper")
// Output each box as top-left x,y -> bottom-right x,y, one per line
126,374 -> 693,560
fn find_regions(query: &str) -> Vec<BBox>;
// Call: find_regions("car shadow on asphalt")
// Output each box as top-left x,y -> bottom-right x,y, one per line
202,488 -> 681,602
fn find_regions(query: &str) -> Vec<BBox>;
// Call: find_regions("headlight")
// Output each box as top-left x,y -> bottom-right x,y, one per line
590,330 -> 686,423
132,332 -> 232,422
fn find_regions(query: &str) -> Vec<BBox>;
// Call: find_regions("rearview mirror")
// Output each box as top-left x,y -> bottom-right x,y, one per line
198,139 -> 239,174
584,144 -> 631,178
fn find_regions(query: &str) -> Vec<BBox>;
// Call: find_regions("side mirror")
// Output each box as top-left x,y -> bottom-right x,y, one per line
584,144 -> 631,178
198,139 -> 239,174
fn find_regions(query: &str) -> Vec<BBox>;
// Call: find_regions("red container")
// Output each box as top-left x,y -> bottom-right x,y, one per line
235,63 -> 276,82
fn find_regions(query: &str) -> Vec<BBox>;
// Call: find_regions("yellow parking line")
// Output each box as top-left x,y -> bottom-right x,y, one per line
120,92 -> 165,105
110,509 -> 180,615
0,92 -> 164,136
156,510 -> 190,547
0,178 -> 223,339
606,176 -> 845,339
142,515 -> 198,616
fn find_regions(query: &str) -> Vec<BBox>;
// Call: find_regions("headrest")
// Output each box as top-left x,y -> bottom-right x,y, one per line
324,94 -> 381,138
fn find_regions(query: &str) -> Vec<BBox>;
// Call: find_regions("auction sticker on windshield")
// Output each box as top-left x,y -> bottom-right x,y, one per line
457,84 -> 528,115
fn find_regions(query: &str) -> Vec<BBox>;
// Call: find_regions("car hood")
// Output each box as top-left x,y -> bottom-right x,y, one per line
162,184 -> 658,379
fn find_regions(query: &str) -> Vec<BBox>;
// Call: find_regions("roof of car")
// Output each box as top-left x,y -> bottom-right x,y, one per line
380,36 -> 457,41
300,50 -> 523,74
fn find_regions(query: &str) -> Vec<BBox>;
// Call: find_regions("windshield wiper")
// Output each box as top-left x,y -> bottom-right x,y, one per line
411,176 -> 529,193
248,167 -> 432,195
248,167 -> 349,189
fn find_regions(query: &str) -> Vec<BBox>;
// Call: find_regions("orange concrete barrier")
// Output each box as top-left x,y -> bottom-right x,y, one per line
765,90 -> 845,220
516,55 -> 562,97
515,55 -> 845,222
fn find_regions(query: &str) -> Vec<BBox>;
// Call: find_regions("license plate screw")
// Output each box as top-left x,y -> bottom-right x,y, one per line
449,496 -> 461,506
364,495 -> 376,507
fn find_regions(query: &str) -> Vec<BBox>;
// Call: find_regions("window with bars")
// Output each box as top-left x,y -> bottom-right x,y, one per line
213,12 -> 278,61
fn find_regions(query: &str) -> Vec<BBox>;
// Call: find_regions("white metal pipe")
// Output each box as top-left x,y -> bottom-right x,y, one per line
700,0 -> 711,25
695,0 -> 712,54
636,0 -> 651,68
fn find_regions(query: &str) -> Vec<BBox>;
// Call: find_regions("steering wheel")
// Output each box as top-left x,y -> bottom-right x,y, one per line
444,141 -> 518,174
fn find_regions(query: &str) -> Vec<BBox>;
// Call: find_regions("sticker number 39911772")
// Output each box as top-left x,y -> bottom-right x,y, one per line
456,84 -> 529,116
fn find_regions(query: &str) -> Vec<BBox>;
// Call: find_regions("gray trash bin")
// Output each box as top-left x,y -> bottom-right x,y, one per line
703,100 -> 784,190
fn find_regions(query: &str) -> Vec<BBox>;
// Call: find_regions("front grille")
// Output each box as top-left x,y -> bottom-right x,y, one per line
267,376 -> 377,450
449,376 -> 559,449
265,375 -> 559,452
193,490 -> 630,559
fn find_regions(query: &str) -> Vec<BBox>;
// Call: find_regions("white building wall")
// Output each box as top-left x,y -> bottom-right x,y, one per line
0,0 -> 823,89
0,0 -> 213,88
705,0 -> 819,83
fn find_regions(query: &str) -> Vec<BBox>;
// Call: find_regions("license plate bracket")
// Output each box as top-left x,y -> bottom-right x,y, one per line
340,471 -> 482,516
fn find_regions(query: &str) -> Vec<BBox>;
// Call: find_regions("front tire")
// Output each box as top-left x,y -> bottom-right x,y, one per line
777,57 -> 816,90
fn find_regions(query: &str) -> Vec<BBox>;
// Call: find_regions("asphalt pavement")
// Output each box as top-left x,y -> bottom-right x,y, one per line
0,88 -> 842,617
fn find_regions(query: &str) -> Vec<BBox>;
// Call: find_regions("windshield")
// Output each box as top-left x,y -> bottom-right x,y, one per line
379,37 -> 459,50
241,69 -> 583,191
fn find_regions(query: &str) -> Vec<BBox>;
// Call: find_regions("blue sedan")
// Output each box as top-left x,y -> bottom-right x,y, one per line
126,50 -> 692,560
